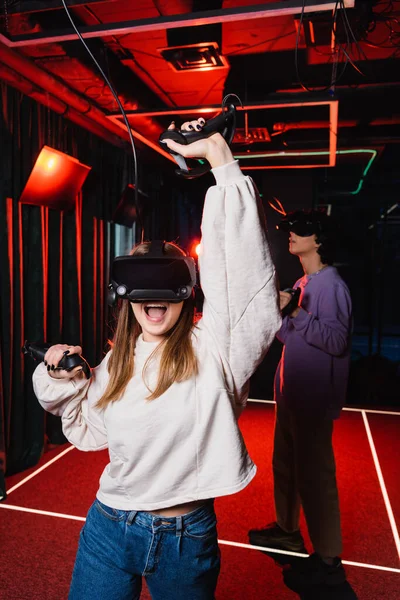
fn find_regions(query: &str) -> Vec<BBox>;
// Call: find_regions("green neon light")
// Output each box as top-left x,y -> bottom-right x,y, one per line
233,149 -> 378,195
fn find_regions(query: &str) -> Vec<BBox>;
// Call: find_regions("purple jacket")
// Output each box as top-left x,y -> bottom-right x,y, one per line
274,266 -> 352,419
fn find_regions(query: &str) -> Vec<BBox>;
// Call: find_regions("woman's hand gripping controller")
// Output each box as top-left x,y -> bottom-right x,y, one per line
163,119 -> 234,169
22,341 -> 91,379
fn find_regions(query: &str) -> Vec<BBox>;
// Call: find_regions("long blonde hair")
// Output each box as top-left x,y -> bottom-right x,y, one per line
96,241 -> 197,409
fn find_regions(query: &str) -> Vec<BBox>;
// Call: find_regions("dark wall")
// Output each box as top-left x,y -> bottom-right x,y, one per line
249,171 -> 314,400
261,170 -> 314,288
0,82 -> 131,488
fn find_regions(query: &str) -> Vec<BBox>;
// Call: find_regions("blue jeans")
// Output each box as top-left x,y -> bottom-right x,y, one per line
69,499 -> 220,600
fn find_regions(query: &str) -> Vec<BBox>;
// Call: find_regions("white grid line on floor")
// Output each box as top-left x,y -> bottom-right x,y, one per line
4,398 -> 400,575
0,502 -> 86,522
362,410 -> 400,561
1,502 -> 399,574
219,540 -> 400,574
250,398 -> 400,565
247,399 -> 400,417
6,445 -> 75,495
5,400 -> 399,497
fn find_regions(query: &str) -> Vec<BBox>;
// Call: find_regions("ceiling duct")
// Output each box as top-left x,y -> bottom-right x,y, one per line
162,0 -> 225,72
160,41 -> 228,72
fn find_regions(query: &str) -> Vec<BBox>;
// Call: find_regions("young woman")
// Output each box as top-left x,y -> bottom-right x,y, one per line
32,119 -> 281,600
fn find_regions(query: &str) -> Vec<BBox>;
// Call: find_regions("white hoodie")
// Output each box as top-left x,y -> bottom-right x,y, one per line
32,160 -> 281,511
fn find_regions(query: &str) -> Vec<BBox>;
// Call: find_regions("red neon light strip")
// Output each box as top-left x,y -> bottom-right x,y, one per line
0,349 -> 5,472
329,101 -> 339,166
75,193 -> 83,343
6,198 -> 14,441
41,207 -> 48,341
99,219 -> 104,355
59,212 -> 63,336
93,217 -> 97,351
18,202 -> 25,382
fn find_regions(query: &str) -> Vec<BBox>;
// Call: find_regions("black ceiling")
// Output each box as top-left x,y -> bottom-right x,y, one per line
1,0 -> 400,201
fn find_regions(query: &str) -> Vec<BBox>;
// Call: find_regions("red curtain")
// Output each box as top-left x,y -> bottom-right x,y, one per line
0,82 -> 128,496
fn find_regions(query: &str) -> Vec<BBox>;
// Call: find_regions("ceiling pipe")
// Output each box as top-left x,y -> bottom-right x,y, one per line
0,40 -> 173,160
0,41 -> 130,141
0,62 -> 125,147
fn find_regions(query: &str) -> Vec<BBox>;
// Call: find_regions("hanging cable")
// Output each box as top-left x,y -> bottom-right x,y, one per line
339,0 -> 368,60
294,0 -> 367,93
295,0 -> 344,92
60,0 -> 144,242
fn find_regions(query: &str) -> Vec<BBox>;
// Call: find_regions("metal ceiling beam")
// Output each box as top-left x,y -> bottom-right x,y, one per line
0,62 -> 125,148
1,0 -> 355,47
0,41 -> 173,159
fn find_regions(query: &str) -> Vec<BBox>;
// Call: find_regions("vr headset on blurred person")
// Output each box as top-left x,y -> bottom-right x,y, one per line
108,240 -> 197,306
277,210 -> 332,237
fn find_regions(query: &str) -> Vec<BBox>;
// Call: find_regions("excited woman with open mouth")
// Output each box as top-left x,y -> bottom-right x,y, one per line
31,117 -> 281,600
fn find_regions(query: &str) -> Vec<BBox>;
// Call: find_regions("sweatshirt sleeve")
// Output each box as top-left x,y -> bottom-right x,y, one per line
198,160 -> 281,399
291,282 -> 352,356
32,353 -> 111,451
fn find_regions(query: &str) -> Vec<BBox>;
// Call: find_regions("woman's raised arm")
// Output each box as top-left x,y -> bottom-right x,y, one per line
164,126 -> 282,398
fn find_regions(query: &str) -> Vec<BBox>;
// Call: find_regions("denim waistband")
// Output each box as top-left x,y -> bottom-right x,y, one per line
96,498 -> 215,532
136,500 -> 214,530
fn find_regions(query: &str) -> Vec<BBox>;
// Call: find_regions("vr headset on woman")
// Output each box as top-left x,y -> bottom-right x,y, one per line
107,241 -> 197,306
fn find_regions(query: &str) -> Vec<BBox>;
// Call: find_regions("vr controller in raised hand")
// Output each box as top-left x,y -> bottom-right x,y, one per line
159,101 -> 237,178
22,341 -> 91,379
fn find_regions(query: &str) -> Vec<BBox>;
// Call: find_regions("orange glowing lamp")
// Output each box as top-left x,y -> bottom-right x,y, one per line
19,146 -> 91,210
192,242 -> 202,257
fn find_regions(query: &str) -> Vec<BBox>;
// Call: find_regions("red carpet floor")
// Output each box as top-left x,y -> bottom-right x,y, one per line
1,402 -> 399,599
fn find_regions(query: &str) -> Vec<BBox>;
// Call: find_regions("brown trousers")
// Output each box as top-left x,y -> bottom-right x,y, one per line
272,403 -> 343,557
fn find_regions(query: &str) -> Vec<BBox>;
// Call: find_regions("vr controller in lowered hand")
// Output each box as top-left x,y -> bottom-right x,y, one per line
22,341 -> 91,379
159,100 -> 237,179
281,288 -> 301,318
